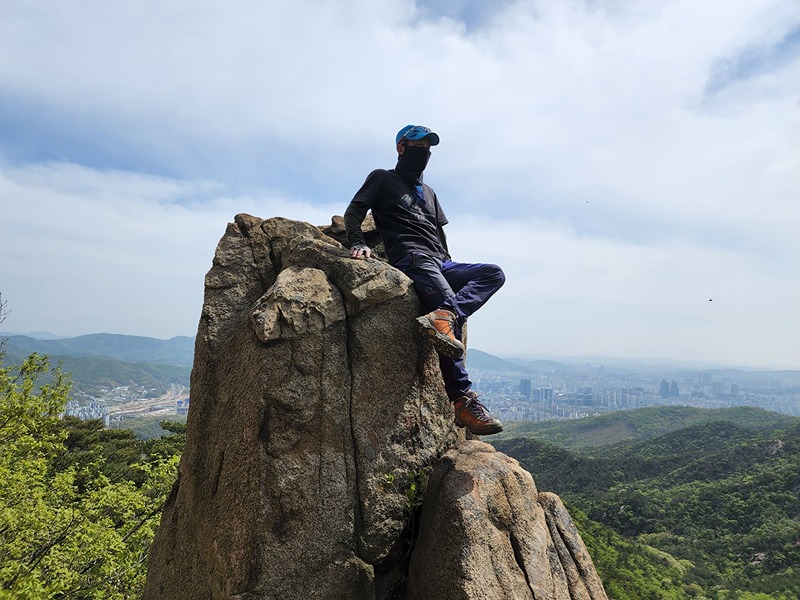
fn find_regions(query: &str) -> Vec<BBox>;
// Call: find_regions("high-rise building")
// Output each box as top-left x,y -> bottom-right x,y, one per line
520,379 -> 532,399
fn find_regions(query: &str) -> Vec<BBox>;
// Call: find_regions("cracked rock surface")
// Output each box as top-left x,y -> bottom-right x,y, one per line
143,214 -> 460,600
143,214 -> 607,600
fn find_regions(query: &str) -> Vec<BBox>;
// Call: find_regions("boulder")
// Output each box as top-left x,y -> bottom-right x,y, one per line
407,441 -> 608,600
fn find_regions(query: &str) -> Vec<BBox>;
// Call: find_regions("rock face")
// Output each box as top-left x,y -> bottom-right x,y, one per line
407,441 -> 608,600
143,214 -> 607,600
144,214 -> 460,600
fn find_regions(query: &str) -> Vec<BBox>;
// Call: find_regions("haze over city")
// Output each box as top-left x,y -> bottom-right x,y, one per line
1,0 -> 798,369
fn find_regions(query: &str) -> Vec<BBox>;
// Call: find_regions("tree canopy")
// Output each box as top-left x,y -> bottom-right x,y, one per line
0,352 -> 182,599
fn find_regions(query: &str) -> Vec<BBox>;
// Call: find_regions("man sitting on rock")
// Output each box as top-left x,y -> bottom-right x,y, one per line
344,124 -> 505,436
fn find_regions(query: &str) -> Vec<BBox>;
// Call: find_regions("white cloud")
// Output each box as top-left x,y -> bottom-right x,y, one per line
1,0 -> 798,367
449,214 -> 800,368
0,162 -> 339,338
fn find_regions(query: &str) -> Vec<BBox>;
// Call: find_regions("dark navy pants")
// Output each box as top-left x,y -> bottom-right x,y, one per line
393,252 -> 505,400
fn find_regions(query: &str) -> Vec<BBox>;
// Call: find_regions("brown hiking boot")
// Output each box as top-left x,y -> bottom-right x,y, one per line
453,391 -> 503,436
416,309 -> 465,358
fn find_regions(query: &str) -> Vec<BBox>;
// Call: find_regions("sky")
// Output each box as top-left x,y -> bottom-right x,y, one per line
1,0 -> 799,369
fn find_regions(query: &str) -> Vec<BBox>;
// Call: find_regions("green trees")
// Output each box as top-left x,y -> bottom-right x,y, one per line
495,413 -> 800,599
0,353 -> 180,599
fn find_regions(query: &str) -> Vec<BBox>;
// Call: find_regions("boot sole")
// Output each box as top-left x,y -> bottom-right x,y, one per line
454,416 -> 504,436
416,318 -> 465,359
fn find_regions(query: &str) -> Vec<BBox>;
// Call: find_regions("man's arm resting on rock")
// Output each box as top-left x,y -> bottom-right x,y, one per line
344,202 -> 371,259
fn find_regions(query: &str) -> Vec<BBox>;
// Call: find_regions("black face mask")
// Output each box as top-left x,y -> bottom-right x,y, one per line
397,145 -> 431,177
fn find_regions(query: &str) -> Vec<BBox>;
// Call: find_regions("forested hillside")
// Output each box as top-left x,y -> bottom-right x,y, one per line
494,408 -> 800,599
2,335 -> 192,396
0,353 -> 185,597
496,405 -> 796,447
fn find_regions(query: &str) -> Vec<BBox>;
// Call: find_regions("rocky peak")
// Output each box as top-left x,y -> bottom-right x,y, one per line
144,214 -> 607,600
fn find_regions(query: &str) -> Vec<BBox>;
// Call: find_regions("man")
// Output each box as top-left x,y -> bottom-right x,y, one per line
344,124 -> 505,436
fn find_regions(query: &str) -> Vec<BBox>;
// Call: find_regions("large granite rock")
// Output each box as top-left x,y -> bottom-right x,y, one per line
407,441 -> 608,600
144,214 -> 460,600
143,214 -> 607,600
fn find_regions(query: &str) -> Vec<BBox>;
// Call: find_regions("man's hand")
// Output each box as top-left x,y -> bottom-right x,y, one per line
350,244 -> 371,259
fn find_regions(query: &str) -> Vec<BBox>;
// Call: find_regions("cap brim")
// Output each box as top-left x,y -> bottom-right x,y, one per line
405,131 -> 439,145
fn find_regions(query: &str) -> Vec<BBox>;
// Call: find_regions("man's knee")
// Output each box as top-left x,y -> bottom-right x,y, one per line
485,264 -> 505,288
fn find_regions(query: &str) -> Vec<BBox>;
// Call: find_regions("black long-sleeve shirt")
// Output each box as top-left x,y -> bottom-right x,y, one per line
344,168 -> 449,265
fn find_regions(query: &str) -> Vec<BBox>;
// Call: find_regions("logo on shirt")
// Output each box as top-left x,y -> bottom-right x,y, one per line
400,192 -> 429,223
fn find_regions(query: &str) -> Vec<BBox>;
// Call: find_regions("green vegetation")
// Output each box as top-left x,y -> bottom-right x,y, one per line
569,506 -> 694,599
56,356 -> 190,396
0,354 -> 191,398
2,334 -> 192,397
494,408 -> 800,599
384,467 -> 431,513
0,352 -> 185,598
115,414 -> 188,441
496,405 -> 796,447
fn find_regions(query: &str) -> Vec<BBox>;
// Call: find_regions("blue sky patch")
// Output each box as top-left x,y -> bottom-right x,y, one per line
413,0 -> 517,31
705,24 -> 800,94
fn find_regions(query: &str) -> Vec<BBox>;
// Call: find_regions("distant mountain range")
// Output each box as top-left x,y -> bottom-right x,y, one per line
4,331 -> 797,372
1,334 -> 536,372
0,334 -> 537,395
2,333 -> 194,366
467,349 -> 588,375
465,349 -> 525,371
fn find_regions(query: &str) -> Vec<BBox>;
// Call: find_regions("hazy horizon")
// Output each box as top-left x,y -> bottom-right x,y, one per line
2,328 -> 796,372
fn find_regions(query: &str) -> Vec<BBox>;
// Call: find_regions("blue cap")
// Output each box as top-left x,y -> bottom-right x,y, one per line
396,124 -> 440,146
